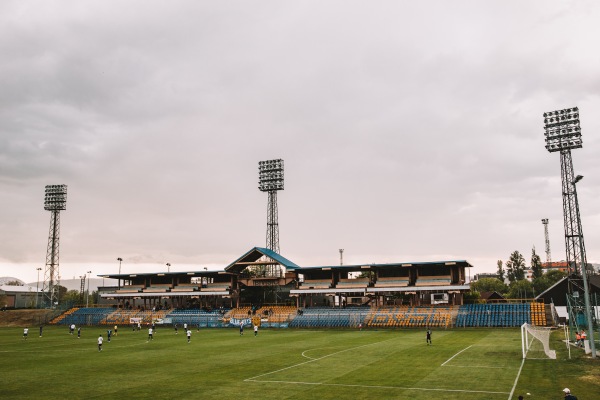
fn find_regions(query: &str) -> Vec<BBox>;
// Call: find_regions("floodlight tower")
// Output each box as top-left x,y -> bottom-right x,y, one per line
258,159 -> 284,259
41,184 -> 67,307
541,219 -> 551,264
543,107 -> 585,275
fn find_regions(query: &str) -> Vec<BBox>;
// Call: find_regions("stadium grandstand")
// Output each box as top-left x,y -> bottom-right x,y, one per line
36,247 -> 557,329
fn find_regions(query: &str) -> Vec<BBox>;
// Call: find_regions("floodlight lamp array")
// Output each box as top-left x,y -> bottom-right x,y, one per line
543,107 -> 582,152
258,159 -> 284,192
44,184 -> 67,211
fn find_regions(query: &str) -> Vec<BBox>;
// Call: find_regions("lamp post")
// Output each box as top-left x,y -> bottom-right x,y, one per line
117,257 -> 123,289
166,263 -> 171,273
36,267 -> 42,308
571,175 -> 596,358
86,271 -> 92,308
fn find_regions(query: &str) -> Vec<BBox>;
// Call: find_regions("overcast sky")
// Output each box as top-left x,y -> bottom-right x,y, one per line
2,1 -> 600,284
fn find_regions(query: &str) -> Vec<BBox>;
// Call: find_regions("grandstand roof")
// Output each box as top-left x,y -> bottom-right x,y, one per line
98,270 -> 226,280
224,247 -> 301,273
290,284 -> 470,295
536,274 -> 600,306
0,285 -> 39,293
298,260 -> 473,271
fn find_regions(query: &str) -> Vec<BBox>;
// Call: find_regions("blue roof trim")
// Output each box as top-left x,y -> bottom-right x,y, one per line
224,247 -> 301,271
255,247 -> 301,269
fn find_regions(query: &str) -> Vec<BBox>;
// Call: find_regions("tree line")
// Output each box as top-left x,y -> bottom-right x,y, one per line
469,248 -> 566,300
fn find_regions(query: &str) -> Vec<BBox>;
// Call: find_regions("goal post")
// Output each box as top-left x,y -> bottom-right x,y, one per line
521,323 -> 557,359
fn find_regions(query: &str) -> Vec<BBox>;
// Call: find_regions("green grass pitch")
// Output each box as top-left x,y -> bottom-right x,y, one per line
1,326 -> 597,399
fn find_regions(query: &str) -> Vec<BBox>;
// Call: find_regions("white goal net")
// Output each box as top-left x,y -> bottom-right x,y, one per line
521,323 -> 556,359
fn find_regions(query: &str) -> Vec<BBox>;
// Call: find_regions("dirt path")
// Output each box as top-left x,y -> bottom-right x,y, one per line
0,309 -> 58,326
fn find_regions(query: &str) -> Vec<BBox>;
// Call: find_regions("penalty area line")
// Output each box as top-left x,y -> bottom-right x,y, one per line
441,345 -> 472,366
244,379 -> 510,395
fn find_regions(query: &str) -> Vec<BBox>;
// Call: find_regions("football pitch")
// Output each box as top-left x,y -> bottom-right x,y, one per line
1,326 -> 597,399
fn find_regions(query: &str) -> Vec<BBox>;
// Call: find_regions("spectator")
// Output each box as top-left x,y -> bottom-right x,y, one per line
563,388 -> 577,400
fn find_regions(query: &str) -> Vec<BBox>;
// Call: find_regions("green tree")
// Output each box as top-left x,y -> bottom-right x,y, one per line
55,285 -> 68,303
470,278 -> 508,294
545,269 -> 567,284
531,267 -> 567,295
530,247 -> 543,279
496,260 -> 505,282
62,290 -> 82,305
5,280 -> 23,286
506,279 -> 534,299
464,291 -> 481,303
505,250 -> 526,283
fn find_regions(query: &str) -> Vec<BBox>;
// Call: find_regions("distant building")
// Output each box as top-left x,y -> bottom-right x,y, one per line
472,273 -> 500,281
542,261 -> 569,273
479,291 -> 506,302
0,285 -> 41,308
542,261 -> 598,274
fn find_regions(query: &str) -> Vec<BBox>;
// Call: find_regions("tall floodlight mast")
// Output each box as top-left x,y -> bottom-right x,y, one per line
543,107 -> 596,358
258,159 -> 284,255
543,107 -> 584,275
42,184 -> 67,307
541,219 -> 551,263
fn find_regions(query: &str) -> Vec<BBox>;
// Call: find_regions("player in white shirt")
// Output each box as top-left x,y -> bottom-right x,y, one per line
23,327 -> 29,340
148,327 -> 154,341
186,329 -> 191,343
98,335 -> 103,351
254,324 -> 258,336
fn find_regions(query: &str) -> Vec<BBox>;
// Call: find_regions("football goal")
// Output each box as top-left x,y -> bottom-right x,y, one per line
521,323 -> 557,359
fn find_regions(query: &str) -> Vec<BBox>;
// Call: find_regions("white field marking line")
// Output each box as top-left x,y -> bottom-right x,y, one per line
440,344 -> 473,366
244,337 -> 397,382
441,365 -> 505,369
301,349 -> 318,359
246,379 -> 510,395
508,357 -> 526,400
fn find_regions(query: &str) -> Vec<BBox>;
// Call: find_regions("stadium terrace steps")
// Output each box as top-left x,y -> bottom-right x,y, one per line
53,308 -> 115,326
455,303 -> 535,327
47,302 -> 550,329
202,283 -> 230,292
299,279 -> 331,289
167,309 -> 228,327
366,306 -> 452,328
530,302 -> 547,326
414,276 -> 452,286
288,307 -> 370,328
374,277 -> 410,287
50,307 -> 79,324
336,278 -> 370,289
